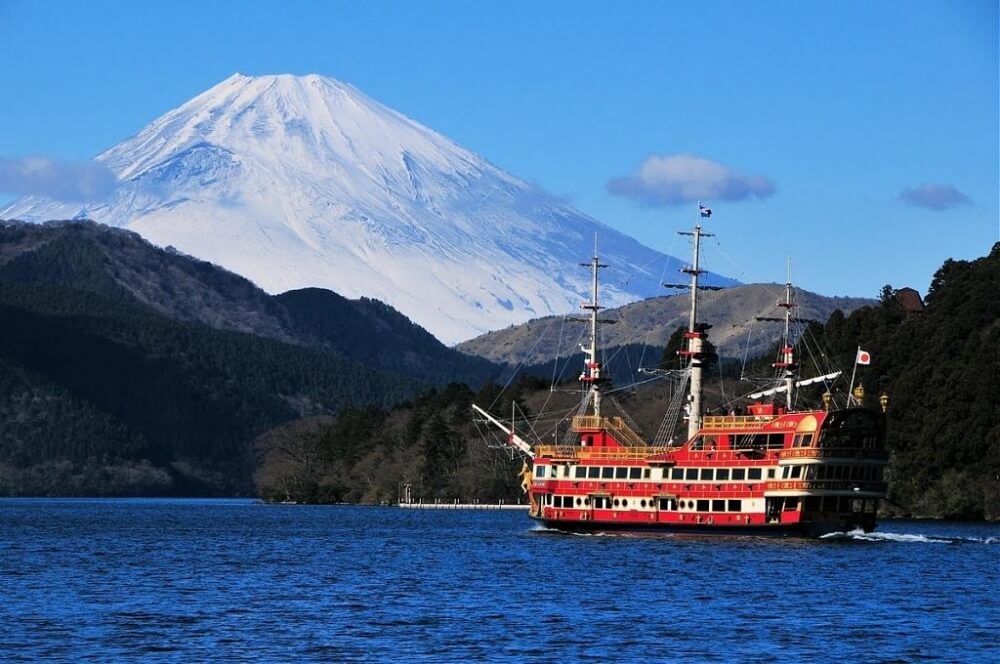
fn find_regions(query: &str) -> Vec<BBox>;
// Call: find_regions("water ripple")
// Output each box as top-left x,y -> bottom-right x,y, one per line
1,499 -> 997,662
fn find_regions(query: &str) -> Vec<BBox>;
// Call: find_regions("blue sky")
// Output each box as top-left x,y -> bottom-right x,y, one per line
1,0 -> 996,298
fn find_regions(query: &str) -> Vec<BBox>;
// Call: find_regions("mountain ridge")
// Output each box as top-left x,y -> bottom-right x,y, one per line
456,284 -> 875,367
0,219 -> 497,385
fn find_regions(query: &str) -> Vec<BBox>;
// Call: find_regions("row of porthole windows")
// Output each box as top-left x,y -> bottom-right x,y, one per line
546,495 -> 743,513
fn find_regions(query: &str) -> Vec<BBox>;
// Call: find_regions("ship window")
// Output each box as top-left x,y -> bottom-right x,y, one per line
716,468 -> 730,481
784,498 -> 799,510
792,434 -> 802,447
588,467 -> 600,479
691,435 -> 718,451
802,434 -> 814,447
601,467 -> 614,479
640,500 -> 646,508
781,467 -> 791,479
791,466 -> 802,479
615,467 -> 628,479
575,467 -> 586,479
622,499 -> 629,508
727,500 -> 741,512
685,468 -> 699,481
700,468 -> 714,481
671,468 -> 684,480
734,433 -> 786,450
659,498 -> 676,511
712,500 -> 725,512
535,466 -> 546,478
629,468 -> 642,479
584,497 -> 591,506
767,469 -> 776,479
696,500 -> 710,512
643,468 -> 651,479
748,468 -> 762,480
576,497 -> 582,506
553,496 -> 562,508
613,499 -> 620,507
732,468 -> 746,481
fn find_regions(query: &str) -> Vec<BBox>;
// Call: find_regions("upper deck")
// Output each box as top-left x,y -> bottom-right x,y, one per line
535,406 -> 885,464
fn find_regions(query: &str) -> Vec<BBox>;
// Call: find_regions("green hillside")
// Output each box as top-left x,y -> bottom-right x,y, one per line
0,220 -> 497,496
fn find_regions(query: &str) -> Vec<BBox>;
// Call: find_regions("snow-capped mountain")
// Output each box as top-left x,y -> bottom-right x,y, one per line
2,73 -> 735,343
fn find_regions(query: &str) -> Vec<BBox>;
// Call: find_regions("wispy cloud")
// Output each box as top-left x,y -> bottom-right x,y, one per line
0,155 -> 118,202
899,183 -> 971,211
607,153 -> 775,207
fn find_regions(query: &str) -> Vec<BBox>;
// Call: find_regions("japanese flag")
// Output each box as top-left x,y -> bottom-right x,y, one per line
856,349 -> 872,365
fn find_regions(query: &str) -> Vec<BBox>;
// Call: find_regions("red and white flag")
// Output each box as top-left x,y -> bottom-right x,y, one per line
856,349 -> 872,365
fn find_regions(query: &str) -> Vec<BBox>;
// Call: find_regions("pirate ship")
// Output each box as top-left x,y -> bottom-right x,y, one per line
473,205 -> 888,536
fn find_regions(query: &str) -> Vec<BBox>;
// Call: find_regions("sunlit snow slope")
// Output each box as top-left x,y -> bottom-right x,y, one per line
2,74 -> 735,343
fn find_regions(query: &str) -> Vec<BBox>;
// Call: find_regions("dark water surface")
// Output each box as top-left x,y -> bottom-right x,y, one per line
1,499 -> 997,662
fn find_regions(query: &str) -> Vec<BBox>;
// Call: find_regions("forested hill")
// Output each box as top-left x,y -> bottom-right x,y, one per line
816,243 -> 1000,519
0,220 -> 499,496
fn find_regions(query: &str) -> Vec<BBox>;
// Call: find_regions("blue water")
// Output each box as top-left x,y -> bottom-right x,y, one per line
1,499 -> 997,662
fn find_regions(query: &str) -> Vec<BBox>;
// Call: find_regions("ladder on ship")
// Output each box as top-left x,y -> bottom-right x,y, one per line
653,365 -> 691,446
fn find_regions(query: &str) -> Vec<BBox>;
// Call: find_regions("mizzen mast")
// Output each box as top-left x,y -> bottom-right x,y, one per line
773,267 -> 798,410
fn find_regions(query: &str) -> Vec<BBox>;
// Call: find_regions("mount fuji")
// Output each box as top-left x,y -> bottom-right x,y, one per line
1,73 -> 735,343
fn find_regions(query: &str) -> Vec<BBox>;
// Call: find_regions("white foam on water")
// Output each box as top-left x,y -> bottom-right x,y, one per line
821,528 -> 998,544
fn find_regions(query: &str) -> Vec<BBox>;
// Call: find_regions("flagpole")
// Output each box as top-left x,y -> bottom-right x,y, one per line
846,345 -> 860,406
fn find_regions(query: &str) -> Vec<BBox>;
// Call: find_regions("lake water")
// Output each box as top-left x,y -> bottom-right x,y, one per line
1,499 -> 997,662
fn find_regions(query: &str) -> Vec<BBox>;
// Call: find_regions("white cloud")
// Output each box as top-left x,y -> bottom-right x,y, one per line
607,153 -> 775,207
0,155 -> 118,202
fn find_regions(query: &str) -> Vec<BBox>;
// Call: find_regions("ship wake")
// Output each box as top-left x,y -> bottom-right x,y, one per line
821,529 -> 998,544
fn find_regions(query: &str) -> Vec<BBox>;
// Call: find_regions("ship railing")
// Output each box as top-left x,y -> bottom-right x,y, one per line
571,416 -> 648,448
779,448 -> 890,461
534,445 -> 676,461
701,415 -> 777,429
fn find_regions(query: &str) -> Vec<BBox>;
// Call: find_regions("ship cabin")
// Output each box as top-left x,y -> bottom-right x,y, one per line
529,405 -> 888,533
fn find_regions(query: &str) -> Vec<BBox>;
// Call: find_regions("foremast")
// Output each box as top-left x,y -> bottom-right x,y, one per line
578,242 -> 608,418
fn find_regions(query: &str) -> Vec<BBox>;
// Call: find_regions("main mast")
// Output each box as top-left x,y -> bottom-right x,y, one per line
679,204 -> 714,440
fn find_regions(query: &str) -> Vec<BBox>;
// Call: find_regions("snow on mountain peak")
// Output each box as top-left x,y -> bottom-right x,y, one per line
1,73 -> 735,343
